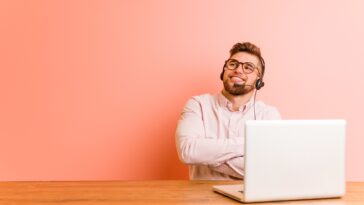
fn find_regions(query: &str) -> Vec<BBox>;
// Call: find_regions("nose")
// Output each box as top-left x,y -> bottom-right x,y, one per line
233,64 -> 248,78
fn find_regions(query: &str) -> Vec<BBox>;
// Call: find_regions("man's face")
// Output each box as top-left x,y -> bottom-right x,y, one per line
223,52 -> 261,95
222,52 -> 261,96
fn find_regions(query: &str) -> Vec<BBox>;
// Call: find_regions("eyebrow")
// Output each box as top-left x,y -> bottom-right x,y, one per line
229,59 -> 257,66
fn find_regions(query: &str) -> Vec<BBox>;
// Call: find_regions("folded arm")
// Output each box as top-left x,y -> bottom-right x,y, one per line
214,105 -> 282,178
175,98 -> 244,177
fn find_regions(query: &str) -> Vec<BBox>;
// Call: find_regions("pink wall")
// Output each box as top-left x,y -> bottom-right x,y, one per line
1,0 -> 363,181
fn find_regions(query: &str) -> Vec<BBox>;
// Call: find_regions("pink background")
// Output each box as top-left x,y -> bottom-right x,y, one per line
1,0 -> 363,181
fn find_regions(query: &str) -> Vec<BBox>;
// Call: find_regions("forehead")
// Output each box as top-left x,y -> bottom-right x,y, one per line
230,52 -> 260,65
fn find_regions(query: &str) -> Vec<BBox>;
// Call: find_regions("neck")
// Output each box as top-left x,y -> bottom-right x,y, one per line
221,89 -> 255,111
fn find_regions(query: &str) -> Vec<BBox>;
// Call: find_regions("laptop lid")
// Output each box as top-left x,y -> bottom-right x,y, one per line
244,120 -> 346,202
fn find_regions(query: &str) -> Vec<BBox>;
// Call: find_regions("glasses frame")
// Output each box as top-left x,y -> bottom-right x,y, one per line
224,59 -> 262,76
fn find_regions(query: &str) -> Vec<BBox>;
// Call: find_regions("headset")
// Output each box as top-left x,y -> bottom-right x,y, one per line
220,56 -> 265,90
220,56 -> 266,119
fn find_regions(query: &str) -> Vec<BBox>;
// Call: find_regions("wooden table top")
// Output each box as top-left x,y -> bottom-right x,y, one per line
0,180 -> 363,204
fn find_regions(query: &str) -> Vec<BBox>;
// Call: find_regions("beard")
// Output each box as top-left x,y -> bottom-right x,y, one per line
223,80 -> 255,96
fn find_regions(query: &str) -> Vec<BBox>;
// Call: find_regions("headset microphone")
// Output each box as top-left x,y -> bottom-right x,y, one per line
233,80 -> 261,120
234,78 -> 263,89
220,55 -> 266,120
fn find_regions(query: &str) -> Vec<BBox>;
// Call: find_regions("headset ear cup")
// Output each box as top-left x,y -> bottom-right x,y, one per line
255,79 -> 265,90
259,81 -> 265,89
220,70 -> 224,80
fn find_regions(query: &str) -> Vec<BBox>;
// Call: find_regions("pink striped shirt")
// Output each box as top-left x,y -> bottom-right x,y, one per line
175,91 -> 281,180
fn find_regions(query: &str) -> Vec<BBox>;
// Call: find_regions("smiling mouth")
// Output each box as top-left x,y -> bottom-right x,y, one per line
230,76 -> 244,84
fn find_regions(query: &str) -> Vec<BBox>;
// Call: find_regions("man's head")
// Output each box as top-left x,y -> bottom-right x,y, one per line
220,42 -> 265,96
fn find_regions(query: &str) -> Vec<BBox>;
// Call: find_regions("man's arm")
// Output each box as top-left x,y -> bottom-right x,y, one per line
175,98 -> 244,167
211,156 -> 244,179
218,106 -> 282,178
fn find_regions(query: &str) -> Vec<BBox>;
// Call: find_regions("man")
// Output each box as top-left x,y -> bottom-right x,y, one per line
175,42 -> 281,180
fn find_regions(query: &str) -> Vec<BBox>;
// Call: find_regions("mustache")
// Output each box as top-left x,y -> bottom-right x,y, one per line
233,83 -> 254,87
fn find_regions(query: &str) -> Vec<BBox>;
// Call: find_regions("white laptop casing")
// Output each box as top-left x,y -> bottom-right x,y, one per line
214,120 -> 346,203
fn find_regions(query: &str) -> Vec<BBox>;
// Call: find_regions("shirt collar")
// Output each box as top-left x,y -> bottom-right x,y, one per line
217,91 -> 255,112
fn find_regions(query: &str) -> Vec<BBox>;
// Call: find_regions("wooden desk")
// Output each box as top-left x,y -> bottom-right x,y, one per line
0,180 -> 363,204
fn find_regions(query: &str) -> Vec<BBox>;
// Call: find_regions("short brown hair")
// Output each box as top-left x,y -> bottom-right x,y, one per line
229,42 -> 265,76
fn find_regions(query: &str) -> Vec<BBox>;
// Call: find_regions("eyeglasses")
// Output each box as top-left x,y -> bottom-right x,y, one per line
224,59 -> 261,75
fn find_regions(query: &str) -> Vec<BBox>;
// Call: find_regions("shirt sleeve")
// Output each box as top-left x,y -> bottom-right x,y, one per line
262,105 -> 282,120
175,97 -> 244,166
211,156 -> 244,179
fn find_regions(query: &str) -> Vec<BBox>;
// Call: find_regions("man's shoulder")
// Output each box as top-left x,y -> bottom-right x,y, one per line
255,100 -> 271,108
184,93 -> 217,108
255,100 -> 281,119
190,93 -> 216,101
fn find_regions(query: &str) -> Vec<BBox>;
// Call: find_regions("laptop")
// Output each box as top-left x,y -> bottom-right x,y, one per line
213,120 -> 346,203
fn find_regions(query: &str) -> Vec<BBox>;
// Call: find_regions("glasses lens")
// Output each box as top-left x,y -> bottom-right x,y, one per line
226,59 -> 239,70
242,63 -> 255,73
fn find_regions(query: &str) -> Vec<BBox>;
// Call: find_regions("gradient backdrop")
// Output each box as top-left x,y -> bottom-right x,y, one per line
1,0 -> 363,181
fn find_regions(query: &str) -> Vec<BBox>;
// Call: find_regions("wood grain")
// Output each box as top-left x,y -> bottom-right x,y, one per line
0,181 -> 363,204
